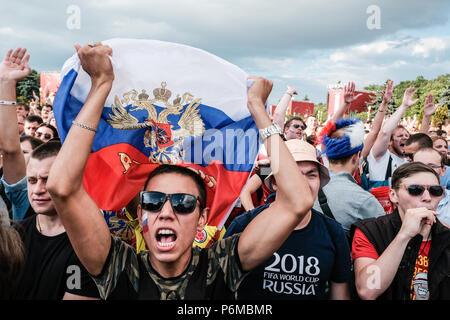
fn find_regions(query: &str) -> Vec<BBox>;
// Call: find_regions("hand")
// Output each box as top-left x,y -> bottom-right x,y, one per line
399,207 -> 438,240
343,82 -> 363,105
286,85 -> 298,96
381,80 -> 394,104
0,48 -> 31,83
423,93 -> 439,117
247,76 -> 273,109
74,43 -> 114,86
401,86 -> 419,108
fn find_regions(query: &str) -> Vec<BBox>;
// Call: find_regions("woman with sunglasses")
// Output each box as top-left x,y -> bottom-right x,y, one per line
35,123 -> 58,142
352,162 -> 450,300
47,43 -> 315,300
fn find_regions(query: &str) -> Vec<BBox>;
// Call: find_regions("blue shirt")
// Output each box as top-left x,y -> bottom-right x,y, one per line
438,189 -> 450,226
1,175 -> 30,221
440,166 -> 450,189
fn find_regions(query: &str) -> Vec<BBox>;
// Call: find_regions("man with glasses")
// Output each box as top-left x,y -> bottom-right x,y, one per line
47,43 -> 316,300
413,148 -> 449,226
283,117 -> 307,141
351,162 -> 450,300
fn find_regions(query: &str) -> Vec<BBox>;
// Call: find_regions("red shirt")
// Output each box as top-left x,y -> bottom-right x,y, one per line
352,228 -> 431,300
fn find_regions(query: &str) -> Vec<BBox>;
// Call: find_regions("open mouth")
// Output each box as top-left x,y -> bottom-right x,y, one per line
156,228 -> 177,249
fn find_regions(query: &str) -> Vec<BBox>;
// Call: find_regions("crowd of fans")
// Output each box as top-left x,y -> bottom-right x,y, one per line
1,44 -> 450,301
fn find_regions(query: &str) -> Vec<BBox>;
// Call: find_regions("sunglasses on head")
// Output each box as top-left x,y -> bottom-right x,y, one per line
292,124 -> 306,130
36,132 -> 52,140
401,184 -> 445,197
140,191 -> 201,214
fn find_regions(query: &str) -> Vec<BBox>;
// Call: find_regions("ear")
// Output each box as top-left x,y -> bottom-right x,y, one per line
197,207 -> 209,231
389,188 -> 398,205
351,152 -> 360,164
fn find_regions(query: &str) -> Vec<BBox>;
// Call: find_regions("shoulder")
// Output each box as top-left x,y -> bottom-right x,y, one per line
224,204 -> 269,237
350,213 -> 393,239
14,214 -> 36,233
311,209 -> 346,237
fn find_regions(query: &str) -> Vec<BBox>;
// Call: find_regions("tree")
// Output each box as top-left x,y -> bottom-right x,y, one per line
16,69 -> 40,103
438,84 -> 450,117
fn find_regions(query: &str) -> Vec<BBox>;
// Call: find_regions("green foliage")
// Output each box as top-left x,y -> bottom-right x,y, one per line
313,102 -> 327,123
363,74 -> 450,121
16,69 -> 40,103
433,104 -> 448,128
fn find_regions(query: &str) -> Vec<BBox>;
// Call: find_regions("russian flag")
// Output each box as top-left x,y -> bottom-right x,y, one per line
53,39 -> 262,247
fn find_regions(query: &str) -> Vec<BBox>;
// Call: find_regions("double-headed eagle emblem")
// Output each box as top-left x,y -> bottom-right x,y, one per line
107,82 -> 205,164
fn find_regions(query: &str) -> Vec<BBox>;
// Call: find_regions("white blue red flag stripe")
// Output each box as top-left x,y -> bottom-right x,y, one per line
53,39 -> 262,247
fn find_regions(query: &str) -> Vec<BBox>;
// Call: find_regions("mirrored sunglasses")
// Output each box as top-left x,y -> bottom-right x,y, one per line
140,191 -> 200,214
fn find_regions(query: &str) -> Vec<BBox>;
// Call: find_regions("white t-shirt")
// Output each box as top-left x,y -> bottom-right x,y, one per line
367,149 -> 408,185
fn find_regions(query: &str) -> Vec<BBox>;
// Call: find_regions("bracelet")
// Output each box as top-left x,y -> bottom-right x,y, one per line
72,120 -> 97,133
0,100 -> 16,106
285,92 -> 293,97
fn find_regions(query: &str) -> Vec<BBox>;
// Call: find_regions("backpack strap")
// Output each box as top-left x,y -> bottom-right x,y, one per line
384,155 -> 393,180
318,188 -> 335,220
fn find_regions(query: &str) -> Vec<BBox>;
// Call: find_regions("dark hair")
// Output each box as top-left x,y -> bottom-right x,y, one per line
20,135 -> 44,150
0,217 -> 25,299
24,115 -> 43,124
30,140 -> 61,161
43,104 -> 53,110
414,147 -> 447,168
143,165 -> 207,210
391,162 -> 440,190
16,102 -> 29,111
37,123 -> 59,139
405,133 -> 433,149
284,117 -> 305,131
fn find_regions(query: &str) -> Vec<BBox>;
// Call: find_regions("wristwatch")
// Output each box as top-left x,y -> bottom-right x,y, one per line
259,123 -> 283,143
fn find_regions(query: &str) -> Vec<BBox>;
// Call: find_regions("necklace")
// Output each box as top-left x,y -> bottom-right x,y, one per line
418,230 -> 432,257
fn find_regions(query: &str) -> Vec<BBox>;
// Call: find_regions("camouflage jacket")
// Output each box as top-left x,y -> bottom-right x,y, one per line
92,233 -> 247,300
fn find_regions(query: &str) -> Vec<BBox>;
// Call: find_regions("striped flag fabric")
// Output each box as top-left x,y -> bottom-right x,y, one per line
53,39 -> 262,247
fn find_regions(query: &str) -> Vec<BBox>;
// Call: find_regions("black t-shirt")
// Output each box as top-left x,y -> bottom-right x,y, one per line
226,206 -> 353,300
12,215 -> 100,300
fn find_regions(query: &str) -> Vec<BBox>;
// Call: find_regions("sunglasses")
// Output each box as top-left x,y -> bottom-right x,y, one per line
400,184 -> 445,197
36,132 -> 52,140
292,124 -> 307,130
140,191 -> 201,214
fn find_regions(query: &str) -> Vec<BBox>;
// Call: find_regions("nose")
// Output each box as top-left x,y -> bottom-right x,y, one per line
33,179 -> 48,195
158,198 -> 176,220
421,189 -> 432,202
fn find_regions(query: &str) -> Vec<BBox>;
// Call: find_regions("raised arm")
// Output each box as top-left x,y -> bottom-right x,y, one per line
47,43 -> 114,276
272,85 -> 297,129
370,87 -> 418,160
0,48 -> 30,184
361,81 -> 392,159
239,174 -> 263,211
330,82 -> 362,122
419,93 -> 439,134
238,77 -> 314,271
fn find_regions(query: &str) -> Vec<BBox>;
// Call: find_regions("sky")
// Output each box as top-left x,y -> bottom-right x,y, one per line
2,0 -> 450,105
